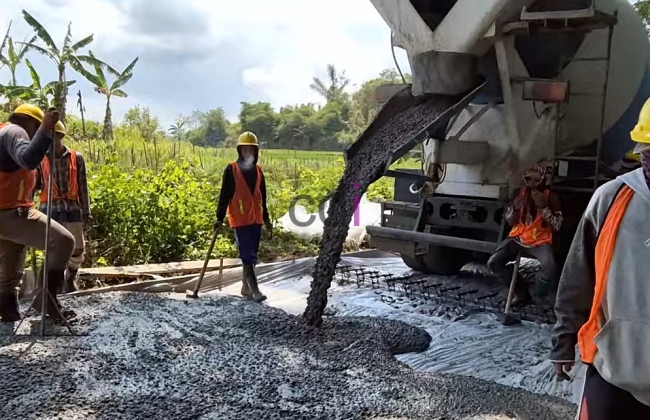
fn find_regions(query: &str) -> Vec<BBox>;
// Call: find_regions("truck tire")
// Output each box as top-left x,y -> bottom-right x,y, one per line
399,254 -> 428,272
421,245 -> 469,275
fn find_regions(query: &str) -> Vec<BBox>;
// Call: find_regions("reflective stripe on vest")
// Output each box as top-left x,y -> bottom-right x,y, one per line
226,162 -> 264,228
39,149 -> 79,203
0,123 -> 36,210
577,185 -> 634,364
507,188 -> 553,246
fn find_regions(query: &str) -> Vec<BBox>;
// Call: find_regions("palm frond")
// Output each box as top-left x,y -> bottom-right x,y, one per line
112,89 -> 128,98
18,42 -> 58,63
17,35 -> 38,59
69,57 -> 105,88
76,54 -> 120,77
7,38 -> 15,62
69,34 -> 94,52
0,21 -> 11,57
21,10 -> 58,53
63,23 -> 73,51
111,57 -> 138,90
24,59 -> 41,89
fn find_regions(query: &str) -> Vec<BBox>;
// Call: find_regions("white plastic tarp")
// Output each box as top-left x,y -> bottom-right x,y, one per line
276,193 -> 382,247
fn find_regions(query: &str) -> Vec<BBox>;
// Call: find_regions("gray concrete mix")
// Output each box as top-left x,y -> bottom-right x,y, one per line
0,292 -> 575,419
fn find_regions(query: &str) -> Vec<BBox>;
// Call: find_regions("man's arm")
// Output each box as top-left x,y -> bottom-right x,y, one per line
260,172 -> 270,224
550,181 -> 621,362
550,213 -> 597,362
504,188 -> 521,226
541,192 -> 563,232
216,165 -> 235,223
77,152 -> 91,218
1,125 -> 52,170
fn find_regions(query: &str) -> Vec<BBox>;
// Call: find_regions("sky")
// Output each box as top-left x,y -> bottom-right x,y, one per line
0,0 -> 411,127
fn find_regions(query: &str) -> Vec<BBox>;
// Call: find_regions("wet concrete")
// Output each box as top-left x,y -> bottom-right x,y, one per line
304,95 -> 457,326
0,292 -> 575,419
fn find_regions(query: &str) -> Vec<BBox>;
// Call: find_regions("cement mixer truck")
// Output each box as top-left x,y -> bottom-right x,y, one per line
355,0 -> 650,274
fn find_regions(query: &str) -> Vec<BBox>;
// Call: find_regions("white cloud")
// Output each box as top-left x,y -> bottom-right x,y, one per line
0,0 -> 410,127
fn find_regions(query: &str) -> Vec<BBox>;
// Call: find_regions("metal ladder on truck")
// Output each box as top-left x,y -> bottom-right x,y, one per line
532,4 -> 618,194
509,2 -> 617,260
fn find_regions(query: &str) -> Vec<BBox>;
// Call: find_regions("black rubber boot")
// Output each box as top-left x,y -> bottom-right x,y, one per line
241,267 -> 251,298
63,268 -> 79,294
34,270 -> 77,323
244,265 -> 266,303
0,288 -> 21,323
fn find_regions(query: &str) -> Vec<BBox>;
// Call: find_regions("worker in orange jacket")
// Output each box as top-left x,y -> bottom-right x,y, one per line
551,99 -> 650,418
214,131 -> 273,303
487,163 -> 563,307
35,121 -> 91,294
0,104 -> 75,324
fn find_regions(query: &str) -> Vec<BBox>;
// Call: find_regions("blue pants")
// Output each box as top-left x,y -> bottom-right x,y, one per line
234,224 -> 262,265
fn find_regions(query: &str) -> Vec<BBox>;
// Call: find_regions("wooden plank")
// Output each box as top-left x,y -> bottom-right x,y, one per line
78,258 -> 241,276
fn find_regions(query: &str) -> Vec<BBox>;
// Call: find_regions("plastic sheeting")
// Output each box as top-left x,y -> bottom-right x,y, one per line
214,253 -> 585,405
276,193 -> 382,247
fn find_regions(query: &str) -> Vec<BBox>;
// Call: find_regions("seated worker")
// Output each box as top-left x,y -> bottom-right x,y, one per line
487,163 -> 563,307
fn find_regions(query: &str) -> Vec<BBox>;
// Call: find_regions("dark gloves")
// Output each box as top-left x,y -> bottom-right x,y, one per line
264,219 -> 273,239
214,220 -> 223,232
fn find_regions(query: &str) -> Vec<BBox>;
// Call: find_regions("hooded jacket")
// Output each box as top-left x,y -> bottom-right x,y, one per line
551,167 -> 650,405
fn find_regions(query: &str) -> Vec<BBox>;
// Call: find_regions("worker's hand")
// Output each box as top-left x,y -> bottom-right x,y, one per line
552,362 -> 573,381
513,196 -> 526,210
42,107 -> 60,132
83,214 -> 92,228
264,220 -> 273,239
531,190 -> 548,208
213,220 -> 223,232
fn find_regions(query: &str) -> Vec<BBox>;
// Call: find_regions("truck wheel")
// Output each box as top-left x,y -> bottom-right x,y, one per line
399,254 -> 428,272
421,245 -> 468,275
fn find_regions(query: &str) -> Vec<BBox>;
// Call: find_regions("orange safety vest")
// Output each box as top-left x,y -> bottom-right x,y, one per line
0,123 -> 37,210
39,149 -> 79,203
578,185 -> 634,364
226,162 -> 264,228
507,188 -> 553,246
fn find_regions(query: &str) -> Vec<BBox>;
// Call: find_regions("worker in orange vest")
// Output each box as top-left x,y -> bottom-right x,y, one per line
214,131 -> 273,303
0,104 -> 75,324
35,121 -> 91,294
552,99 -> 650,418
487,163 -> 563,307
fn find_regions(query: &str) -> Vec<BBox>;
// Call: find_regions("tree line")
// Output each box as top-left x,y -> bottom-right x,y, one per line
168,67 -> 412,151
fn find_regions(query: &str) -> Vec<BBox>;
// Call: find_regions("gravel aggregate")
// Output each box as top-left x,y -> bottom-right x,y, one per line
1,292 -> 575,419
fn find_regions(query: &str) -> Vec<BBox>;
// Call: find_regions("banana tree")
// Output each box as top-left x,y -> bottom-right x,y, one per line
2,59 -> 76,108
77,51 -> 138,140
0,21 -> 37,86
20,10 -> 118,122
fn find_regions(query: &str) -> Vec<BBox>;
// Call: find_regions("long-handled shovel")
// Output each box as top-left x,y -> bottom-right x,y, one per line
499,252 -> 522,326
186,228 -> 219,299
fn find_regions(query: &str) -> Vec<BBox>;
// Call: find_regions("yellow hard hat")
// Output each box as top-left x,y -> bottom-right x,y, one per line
237,131 -> 259,147
10,103 -> 44,123
55,121 -> 66,136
